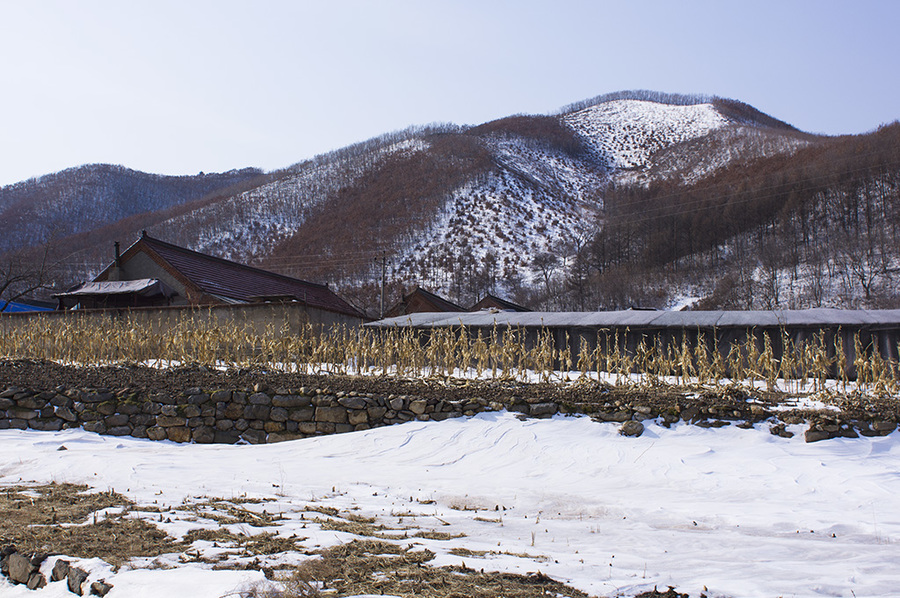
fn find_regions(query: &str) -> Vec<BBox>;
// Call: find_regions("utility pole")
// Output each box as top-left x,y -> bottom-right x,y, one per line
376,251 -> 389,319
380,251 -> 386,319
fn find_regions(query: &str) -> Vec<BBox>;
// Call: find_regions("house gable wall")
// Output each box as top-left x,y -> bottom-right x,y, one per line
118,251 -> 191,305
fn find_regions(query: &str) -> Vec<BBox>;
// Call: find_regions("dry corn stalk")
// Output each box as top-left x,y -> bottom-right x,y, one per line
1,315 -> 898,397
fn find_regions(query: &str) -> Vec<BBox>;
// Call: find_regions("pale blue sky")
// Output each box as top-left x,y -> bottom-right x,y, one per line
1,0 -> 897,186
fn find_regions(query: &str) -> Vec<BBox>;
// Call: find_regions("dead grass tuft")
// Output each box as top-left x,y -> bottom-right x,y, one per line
238,533 -> 307,557
318,517 -> 400,538
185,499 -> 282,527
413,530 -> 466,540
181,527 -> 244,545
302,505 -> 339,517
343,512 -> 377,524
449,547 -> 489,557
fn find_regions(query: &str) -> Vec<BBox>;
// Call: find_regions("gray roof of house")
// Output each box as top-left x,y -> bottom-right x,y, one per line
367,308 -> 900,329
54,279 -> 175,298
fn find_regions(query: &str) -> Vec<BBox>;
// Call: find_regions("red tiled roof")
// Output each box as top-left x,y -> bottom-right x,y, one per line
98,234 -> 365,319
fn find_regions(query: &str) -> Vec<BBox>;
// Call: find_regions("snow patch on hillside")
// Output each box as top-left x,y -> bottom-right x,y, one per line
383,138 -> 606,301
393,171 -> 598,298
563,99 -> 730,169
484,135 -> 608,203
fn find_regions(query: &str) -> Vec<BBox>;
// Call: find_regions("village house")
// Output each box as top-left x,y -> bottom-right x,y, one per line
54,232 -> 366,325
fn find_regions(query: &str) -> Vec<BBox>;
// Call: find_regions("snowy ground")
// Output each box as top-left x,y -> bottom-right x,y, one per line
2,411 -> 899,598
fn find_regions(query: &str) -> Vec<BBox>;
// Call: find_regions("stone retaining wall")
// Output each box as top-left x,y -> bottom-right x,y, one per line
3,380 -> 896,444
0,382 -> 560,444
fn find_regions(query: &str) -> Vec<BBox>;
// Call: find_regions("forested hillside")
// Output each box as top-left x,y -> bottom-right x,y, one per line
581,123 -> 900,310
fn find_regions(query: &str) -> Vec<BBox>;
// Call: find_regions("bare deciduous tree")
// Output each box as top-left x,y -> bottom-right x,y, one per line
0,243 -> 57,312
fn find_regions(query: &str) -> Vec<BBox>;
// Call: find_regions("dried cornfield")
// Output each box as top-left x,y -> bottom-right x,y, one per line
0,313 -> 898,396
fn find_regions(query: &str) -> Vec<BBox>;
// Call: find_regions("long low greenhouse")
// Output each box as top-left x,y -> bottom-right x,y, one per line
367,308 -> 900,378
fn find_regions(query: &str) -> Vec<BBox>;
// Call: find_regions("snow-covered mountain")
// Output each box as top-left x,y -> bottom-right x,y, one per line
9,90 -> 888,314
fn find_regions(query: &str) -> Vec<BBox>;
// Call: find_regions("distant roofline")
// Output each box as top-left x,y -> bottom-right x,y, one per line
471,293 -> 531,312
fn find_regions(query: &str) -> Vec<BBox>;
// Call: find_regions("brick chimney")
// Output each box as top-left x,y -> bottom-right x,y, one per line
108,241 -> 122,281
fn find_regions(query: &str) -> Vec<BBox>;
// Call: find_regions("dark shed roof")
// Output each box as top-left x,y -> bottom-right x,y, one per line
95,233 -> 365,319
384,287 -> 464,318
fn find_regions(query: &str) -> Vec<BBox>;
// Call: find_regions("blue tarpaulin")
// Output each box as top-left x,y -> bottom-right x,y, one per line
0,301 -> 53,313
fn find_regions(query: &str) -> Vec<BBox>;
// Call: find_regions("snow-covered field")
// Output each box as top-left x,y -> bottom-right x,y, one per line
3,411 -> 899,598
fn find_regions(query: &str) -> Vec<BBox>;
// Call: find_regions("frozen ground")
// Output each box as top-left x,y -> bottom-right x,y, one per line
2,411 -> 899,598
